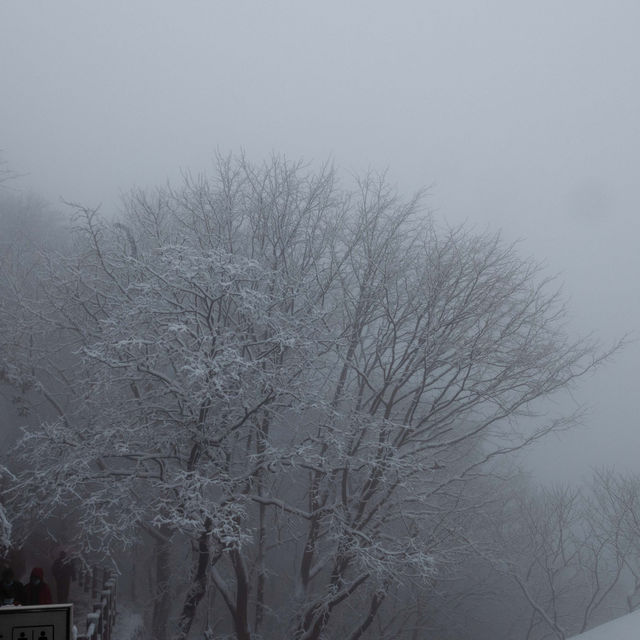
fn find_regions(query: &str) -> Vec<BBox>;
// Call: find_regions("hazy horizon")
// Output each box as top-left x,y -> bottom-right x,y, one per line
2,0 -> 639,481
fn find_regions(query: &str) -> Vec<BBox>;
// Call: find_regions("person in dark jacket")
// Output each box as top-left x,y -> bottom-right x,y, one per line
0,567 -> 24,605
23,567 -> 52,605
51,551 -> 76,603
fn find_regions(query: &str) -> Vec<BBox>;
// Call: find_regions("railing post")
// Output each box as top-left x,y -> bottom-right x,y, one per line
101,590 -> 110,640
96,605 -> 104,640
76,564 -> 118,640
104,576 -> 117,631
86,610 -> 99,640
91,566 -> 98,600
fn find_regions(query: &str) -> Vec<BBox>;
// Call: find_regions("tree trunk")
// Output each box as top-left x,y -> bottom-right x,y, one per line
230,549 -> 252,640
151,535 -> 172,640
253,413 -> 269,633
174,518 -> 212,640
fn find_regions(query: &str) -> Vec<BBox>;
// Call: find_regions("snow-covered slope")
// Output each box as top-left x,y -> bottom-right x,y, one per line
569,610 -> 640,639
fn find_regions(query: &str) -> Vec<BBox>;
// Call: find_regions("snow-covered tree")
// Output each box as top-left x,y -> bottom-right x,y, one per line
0,155 -> 615,640
0,466 -> 12,556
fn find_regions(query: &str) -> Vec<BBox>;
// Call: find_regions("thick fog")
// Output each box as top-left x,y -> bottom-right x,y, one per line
4,5 -> 640,639
2,4 -> 639,472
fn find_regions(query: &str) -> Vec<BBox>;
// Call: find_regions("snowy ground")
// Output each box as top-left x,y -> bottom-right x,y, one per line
569,609 -> 640,639
69,579 -> 95,636
110,605 -> 144,640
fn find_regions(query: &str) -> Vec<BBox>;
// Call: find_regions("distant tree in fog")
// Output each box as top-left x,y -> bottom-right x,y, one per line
0,176 -> 69,558
0,155 -> 616,640
492,485 -> 617,639
0,155 -> 18,187
447,470 -> 640,640
587,469 -> 640,615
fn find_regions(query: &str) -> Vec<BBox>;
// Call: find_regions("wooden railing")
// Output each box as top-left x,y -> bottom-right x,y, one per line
76,567 -> 117,640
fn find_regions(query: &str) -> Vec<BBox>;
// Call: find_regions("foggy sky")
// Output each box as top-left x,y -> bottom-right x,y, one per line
2,1 -> 640,481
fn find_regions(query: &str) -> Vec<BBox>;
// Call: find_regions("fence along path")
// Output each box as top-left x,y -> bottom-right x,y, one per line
72,567 -> 117,640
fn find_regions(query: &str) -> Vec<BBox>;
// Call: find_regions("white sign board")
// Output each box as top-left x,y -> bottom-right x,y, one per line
0,605 -> 73,640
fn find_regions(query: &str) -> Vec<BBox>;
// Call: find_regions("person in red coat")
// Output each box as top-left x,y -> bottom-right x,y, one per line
23,567 -> 52,605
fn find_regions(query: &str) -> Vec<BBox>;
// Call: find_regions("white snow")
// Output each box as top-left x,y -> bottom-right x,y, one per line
113,605 -> 144,640
569,609 -> 640,639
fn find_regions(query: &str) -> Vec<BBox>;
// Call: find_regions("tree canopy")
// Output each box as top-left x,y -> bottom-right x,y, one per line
0,155 -> 614,640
